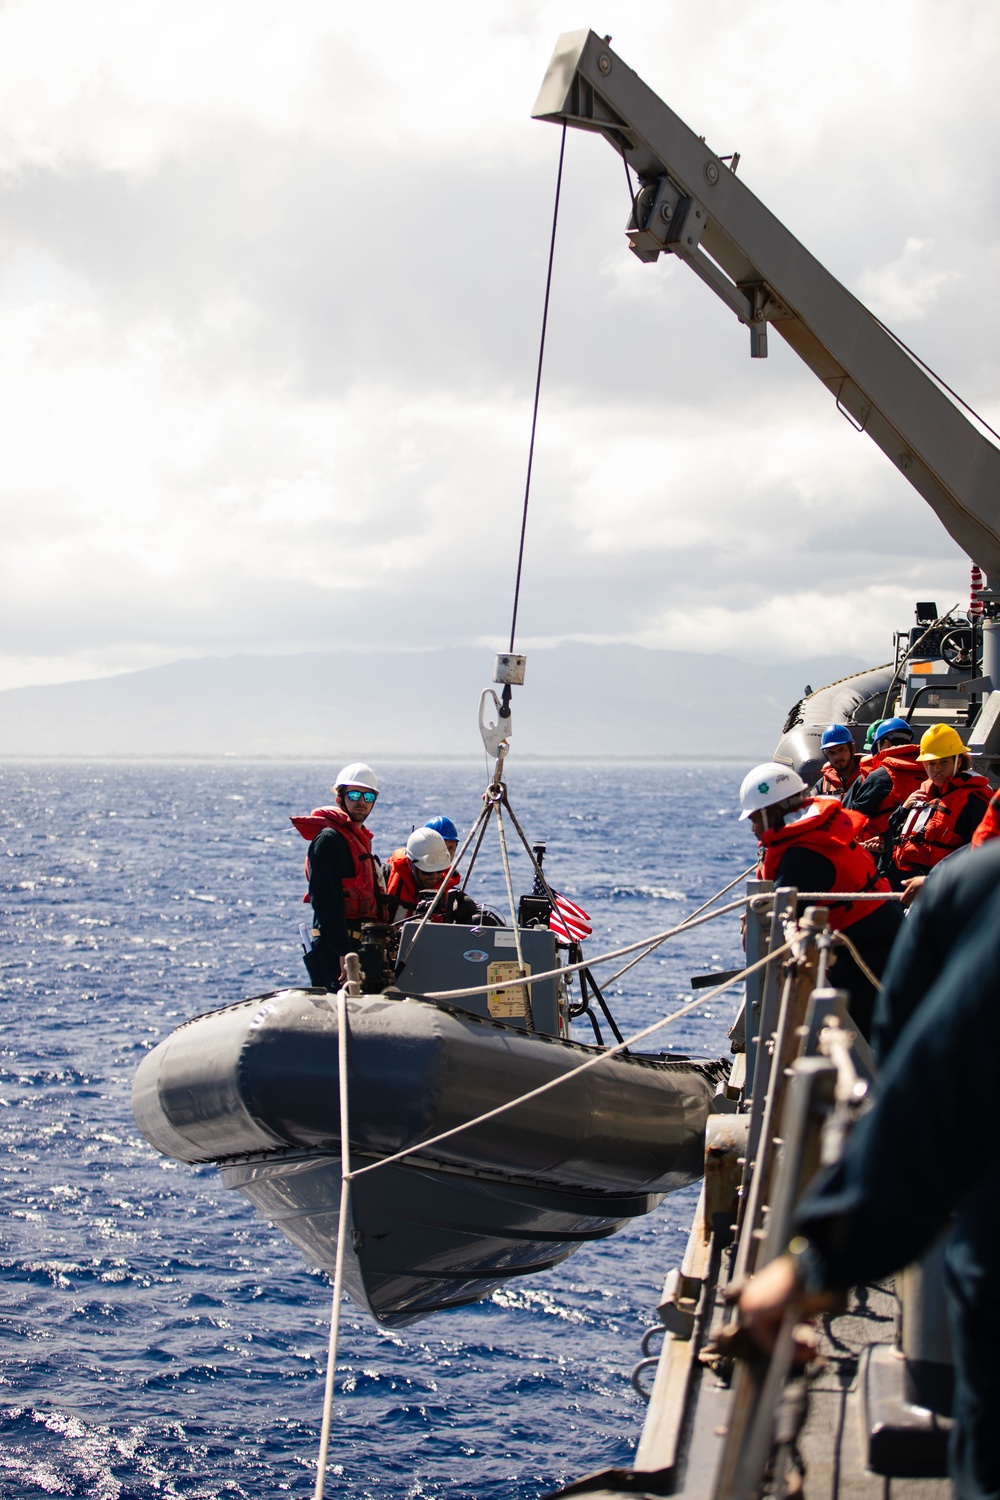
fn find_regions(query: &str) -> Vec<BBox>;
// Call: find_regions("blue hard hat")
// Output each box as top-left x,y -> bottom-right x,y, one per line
425,815 -> 459,843
821,723 -> 854,750
872,716 -> 913,745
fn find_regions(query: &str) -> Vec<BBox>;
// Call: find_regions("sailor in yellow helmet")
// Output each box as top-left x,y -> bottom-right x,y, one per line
892,724 -> 992,883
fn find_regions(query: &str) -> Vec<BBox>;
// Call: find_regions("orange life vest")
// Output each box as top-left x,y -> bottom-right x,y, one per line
894,773 -> 993,873
972,789 -> 1000,847
289,805 -> 382,920
758,797 -> 889,930
819,756 -> 864,797
857,743 -> 926,838
384,847 -> 459,920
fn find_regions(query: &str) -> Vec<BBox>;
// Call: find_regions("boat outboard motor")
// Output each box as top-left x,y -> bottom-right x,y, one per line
358,922 -> 398,992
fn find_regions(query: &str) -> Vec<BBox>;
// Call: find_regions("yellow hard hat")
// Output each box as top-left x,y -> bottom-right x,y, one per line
917,723 -> 968,761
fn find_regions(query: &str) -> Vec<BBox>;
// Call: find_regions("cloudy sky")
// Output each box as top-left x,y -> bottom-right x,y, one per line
1,0 -> 998,691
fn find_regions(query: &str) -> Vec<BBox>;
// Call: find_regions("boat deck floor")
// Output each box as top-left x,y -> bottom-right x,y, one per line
547,1281 -> 951,1500
800,1281 -> 950,1500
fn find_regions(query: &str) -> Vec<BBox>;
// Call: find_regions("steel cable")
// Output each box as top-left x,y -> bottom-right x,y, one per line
508,123 -> 566,653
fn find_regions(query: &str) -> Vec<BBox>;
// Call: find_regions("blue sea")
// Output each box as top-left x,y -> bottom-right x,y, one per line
0,760 -> 750,1499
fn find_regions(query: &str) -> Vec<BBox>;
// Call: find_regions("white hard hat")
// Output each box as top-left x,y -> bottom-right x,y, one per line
405,827 -> 451,873
739,762 -> 808,820
333,762 -> 379,792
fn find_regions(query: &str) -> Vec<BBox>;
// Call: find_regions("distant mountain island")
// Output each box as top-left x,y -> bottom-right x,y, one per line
0,644 -> 865,759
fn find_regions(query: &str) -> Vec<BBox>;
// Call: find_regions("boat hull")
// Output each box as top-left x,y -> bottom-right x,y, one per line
133,988 -> 724,1324
224,1152 -> 662,1326
774,664 -> 896,784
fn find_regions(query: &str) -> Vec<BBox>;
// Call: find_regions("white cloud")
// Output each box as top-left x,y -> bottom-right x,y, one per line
0,0 -> 998,693
857,238 -> 959,324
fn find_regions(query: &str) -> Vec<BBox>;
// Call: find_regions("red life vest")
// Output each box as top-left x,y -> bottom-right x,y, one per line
894,773 -> 993,873
384,847 -> 459,920
859,743 -> 926,838
972,789 -> 1000,847
819,755 -> 864,797
758,797 -> 889,930
289,805 -> 381,920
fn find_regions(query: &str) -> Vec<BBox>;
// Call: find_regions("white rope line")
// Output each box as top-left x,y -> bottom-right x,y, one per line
603,861 -> 759,988
313,972 -> 356,1500
402,897 -> 746,1003
395,886 -> 896,1007
832,929 -> 883,990
779,891 -> 904,902
347,939 -> 795,1184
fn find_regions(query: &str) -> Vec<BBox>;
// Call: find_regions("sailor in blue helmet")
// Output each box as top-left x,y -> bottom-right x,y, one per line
739,855 -> 1000,1500
425,815 -> 459,861
817,724 -> 864,798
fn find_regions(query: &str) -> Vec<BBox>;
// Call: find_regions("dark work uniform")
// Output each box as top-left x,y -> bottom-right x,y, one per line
844,761 -> 916,887
307,827 -> 357,986
871,840 -> 1000,1060
766,843 -> 902,1041
792,885 -> 1000,1500
843,765 -> 893,818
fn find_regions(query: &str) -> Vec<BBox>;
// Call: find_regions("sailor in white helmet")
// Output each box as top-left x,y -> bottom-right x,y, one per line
289,763 -> 386,987
739,761 -> 902,1040
385,827 -> 483,925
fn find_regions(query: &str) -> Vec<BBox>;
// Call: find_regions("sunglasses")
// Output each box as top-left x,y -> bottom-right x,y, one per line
345,789 -> 378,804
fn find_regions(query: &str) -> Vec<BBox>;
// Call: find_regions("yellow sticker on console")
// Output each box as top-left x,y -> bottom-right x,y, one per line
486,961 -> 531,1018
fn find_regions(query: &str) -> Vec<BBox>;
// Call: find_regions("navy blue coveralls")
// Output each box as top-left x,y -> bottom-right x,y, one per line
792,860 -> 1000,1500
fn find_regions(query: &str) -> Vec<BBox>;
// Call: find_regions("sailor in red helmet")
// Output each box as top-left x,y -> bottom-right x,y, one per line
290,762 -> 385,988
740,761 -> 902,1039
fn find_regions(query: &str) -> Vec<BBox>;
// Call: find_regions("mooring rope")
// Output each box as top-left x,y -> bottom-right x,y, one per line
313,959 -> 358,1500
348,938 -> 795,1185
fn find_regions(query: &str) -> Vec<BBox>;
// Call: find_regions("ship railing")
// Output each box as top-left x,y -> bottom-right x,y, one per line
609,883 -> 952,1500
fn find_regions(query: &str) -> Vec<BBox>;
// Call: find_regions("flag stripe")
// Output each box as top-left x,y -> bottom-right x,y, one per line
548,891 -> 592,944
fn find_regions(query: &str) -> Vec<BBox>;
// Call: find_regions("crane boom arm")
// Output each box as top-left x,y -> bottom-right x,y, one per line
533,30 -> 1000,576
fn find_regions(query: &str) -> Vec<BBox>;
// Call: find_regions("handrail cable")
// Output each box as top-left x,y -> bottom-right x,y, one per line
602,861 -> 758,989
348,938 -> 795,1184
405,896 -> 748,1002
832,928 -> 884,990
508,123 -> 567,653
401,888 -> 901,1008
750,891 -> 904,908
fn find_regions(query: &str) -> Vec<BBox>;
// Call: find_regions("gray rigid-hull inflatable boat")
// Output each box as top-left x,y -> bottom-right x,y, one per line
133,924 -> 726,1326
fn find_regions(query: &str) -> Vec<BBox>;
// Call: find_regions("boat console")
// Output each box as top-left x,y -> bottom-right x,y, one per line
395,920 -> 564,1036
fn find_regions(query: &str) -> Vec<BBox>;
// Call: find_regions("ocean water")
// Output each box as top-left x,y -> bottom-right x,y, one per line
0,759 -> 750,1500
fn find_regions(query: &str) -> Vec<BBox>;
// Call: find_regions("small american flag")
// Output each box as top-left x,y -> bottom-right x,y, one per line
549,893 -> 592,945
